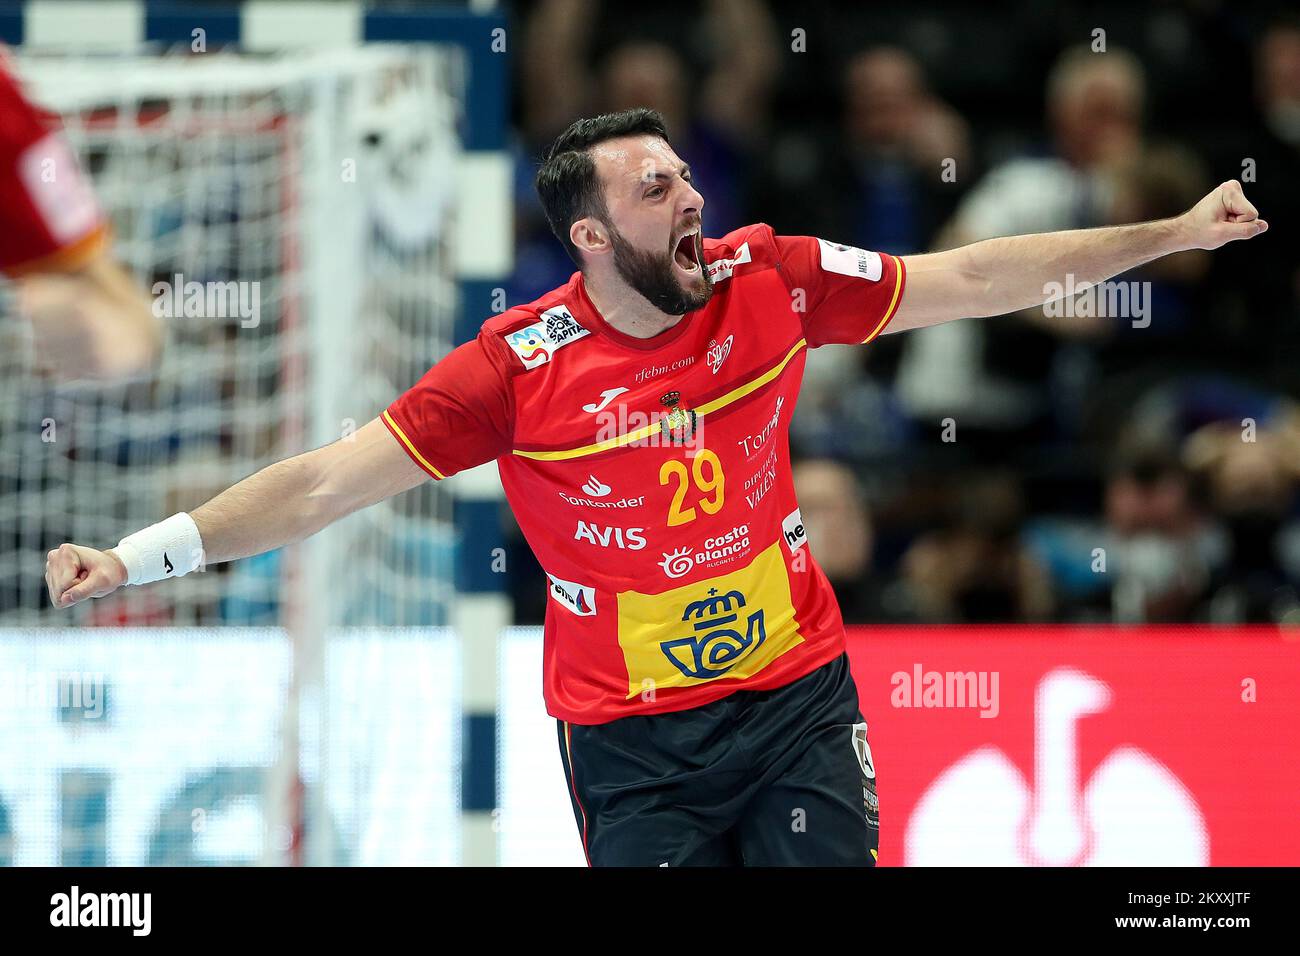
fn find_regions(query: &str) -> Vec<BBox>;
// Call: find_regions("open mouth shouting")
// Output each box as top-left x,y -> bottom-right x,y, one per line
672,225 -> 703,279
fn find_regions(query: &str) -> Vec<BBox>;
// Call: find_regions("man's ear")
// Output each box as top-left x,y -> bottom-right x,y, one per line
570,218 -> 609,259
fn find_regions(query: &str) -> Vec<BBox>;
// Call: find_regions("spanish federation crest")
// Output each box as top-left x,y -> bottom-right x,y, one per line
658,390 -> 697,443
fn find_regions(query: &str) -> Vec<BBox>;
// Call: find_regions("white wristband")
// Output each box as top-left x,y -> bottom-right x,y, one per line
113,513 -> 205,586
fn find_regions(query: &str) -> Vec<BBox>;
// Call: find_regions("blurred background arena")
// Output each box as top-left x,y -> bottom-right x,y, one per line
0,0 -> 1298,866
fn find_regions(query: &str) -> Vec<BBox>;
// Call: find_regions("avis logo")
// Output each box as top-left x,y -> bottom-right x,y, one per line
906,668 -> 1209,866
661,586 -> 765,679
574,520 -> 645,550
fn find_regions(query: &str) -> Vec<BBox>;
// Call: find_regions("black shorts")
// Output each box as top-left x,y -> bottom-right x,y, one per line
556,652 -> 879,867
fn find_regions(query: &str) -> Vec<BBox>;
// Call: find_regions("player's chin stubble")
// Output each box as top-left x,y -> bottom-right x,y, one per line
610,225 -> 713,317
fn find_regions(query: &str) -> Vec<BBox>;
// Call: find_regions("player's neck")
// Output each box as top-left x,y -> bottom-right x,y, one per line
582,272 -> 684,340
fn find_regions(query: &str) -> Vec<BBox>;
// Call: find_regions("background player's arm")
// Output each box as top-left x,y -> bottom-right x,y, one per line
17,249 -> 162,381
888,180 -> 1268,334
1,54 -> 162,380
44,417 -> 428,607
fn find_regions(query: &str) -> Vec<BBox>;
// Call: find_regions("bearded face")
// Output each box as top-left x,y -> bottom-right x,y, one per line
608,217 -> 713,316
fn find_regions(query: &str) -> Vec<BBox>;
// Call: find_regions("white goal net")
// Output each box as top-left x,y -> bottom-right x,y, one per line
2,45 -> 460,627
0,46 -> 466,864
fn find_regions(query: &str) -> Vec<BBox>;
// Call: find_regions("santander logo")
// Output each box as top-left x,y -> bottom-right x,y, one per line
906,668 -> 1208,866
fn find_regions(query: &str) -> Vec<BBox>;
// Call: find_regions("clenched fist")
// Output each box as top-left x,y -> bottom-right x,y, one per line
45,543 -> 127,608
1180,180 -> 1269,251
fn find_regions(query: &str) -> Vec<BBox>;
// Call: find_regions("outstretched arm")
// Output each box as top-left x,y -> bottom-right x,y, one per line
888,180 -> 1268,334
44,417 -> 429,608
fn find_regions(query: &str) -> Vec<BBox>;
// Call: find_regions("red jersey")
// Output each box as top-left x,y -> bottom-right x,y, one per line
385,223 -> 906,724
0,50 -> 106,276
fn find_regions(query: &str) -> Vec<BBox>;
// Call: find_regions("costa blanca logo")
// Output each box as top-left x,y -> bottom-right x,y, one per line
660,524 -> 751,579
906,668 -> 1209,866
660,585 -> 765,679
706,335 -> 733,374
547,574 -> 596,616
581,475 -> 611,497
50,886 -> 151,936
817,238 -> 882,281
505,305 -> 590,369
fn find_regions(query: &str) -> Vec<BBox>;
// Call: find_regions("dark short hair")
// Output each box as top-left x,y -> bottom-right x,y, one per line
535,108 -> 670,268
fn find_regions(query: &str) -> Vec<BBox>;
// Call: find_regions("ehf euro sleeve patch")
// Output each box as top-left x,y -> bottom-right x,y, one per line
817,238 -> 882,282
503,304 -> 591,370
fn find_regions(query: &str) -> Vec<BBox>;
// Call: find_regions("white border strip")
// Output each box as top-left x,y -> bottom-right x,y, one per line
455,152 -> 513,279
241,0 -> 363,51
24,0 -> 144,49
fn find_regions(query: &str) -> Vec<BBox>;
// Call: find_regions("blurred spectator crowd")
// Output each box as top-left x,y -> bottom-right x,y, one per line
502,0 -> 1300,626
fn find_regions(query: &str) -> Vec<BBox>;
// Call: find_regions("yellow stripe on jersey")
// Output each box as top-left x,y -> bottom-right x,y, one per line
382,409 -> 447,480
513,338 -> 809,463
692,337 -> 805,419
862,254 -> 905,344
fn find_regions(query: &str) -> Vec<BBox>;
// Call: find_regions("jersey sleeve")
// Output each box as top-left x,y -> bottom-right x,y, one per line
0,57 -> 107,277
382,328 -> 517,480
772,233 -> 906,348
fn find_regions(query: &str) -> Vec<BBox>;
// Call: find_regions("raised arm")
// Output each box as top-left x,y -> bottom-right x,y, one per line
44,417 -> 429,608
887,180 -> 1268,334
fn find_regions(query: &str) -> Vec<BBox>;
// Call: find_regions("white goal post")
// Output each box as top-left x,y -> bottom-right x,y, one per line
0,4 -> 513,866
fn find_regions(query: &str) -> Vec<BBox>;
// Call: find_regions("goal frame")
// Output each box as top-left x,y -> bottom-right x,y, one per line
1,0 -> 513,867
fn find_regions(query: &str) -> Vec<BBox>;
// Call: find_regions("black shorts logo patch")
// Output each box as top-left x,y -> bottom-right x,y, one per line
851,721 -> 875,780
852,721 -> 879,832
